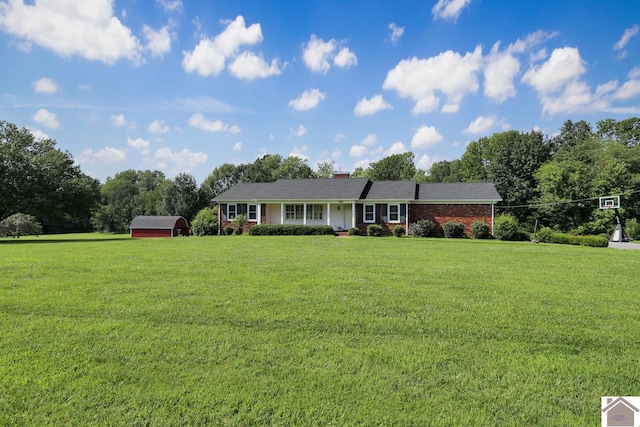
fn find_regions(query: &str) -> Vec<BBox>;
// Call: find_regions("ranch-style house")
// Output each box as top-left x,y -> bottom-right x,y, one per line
213,175 -> 502,236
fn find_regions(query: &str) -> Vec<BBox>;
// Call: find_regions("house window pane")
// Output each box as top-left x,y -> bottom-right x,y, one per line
389,204 -> 399,222
228,204 -> 237,220
364,204 -> 374,222
248,204 -> 257,221
306,205 -> 323,220
286,204 -> 304,220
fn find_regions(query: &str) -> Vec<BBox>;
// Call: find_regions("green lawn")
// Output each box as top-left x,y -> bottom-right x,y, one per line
1,234 -> 639,426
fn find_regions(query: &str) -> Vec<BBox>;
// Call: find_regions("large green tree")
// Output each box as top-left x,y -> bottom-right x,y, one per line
368,152 -> 417,181
0,121 -> 100,231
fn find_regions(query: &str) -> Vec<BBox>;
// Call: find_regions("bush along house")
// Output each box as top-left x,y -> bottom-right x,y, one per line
213,175 -> 502,236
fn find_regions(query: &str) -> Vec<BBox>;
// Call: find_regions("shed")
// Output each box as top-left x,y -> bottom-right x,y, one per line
129,216 -> 189,238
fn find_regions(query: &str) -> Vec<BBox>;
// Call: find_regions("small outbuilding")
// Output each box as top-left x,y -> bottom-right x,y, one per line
129,216 -> 189,238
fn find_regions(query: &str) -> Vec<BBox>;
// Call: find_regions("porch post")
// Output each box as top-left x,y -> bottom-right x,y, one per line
327,202 -> 331,226
257,203 -> 261,225
351,202 -> 356,228
491,202 -> 495,234
406,202 -> 409,236
303,203 -> 307,225
280,203 -> 284,224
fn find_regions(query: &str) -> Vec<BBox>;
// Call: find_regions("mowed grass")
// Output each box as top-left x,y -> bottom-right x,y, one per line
1,234 -> 639,426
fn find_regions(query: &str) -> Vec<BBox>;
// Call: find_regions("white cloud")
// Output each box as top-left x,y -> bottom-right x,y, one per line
289,145 -> 309,160
127,137 -> 150,149
335,133 -> 346,142
188,113 -> 228,132
333,47 -> 357,68
80,147 -> 127,164
389,23 -> 404,43
361,134 -> 377,146
629,66 -> 640,80
0,0 -> 143,65
29,128 -> 49,141
228,51 -> 283,80
354,94 -> 392,116
464,115 -> 498,134
233,142 -> 242,151
387,142 -> 407,155
613,25 -> 639,54
227,125 -> 242,134
111,114 -> 127,127
483,43 -> 520,102
383,46 -> 482,114
613,78 -> 640,100
33,108 -> 59,129
521,47 -> 586,93
302,35 -> 336,73
411,125 -> 443,149
182,15 -> 263,76
32,77 -> 59,94
156,0 -> 183,13
153,147 -> 208,173
289,89 -> 326,111
349,145 -> 368,157
419,154 -> 445,171
293,125 -> 307,137
432,0 -> 471,21
147,119 -> 169,133
143,25 -> 172,58
302,35 -> 356,73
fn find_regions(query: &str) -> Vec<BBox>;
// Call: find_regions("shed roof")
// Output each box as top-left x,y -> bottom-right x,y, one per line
129,216 -> 188,230
417,183 -> 502,201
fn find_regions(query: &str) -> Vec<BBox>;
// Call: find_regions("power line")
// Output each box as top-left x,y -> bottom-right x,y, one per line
496,189 -> 640,210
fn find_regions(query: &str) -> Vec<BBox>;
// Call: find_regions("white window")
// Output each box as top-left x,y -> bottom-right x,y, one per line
228,204 -> 237,220
248,204 -> 257,221
306,205 -> 323,220
388,204 -> 400,223
285,204 -> 304,220
364,204 -> 375,223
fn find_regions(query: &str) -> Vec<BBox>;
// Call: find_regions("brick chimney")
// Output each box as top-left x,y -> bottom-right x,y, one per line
333,172 -> 350,179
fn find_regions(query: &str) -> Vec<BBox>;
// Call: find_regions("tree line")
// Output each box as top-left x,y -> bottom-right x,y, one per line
1,118 -> 639,235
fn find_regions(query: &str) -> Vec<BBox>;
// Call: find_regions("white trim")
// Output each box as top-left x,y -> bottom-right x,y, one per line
247,203 -> 258,222
351,202 -> 356,229
228,203 -> 237,220
326,202 -> 331,226
388,204 -> 400,223
363,203 -> 375,223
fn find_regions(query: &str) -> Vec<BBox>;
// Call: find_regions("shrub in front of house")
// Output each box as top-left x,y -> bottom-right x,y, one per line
393,225 -> 405,237
531,227 -> 554,243
367,224 -> 383,237
408,219 -> 434,237
348,227 -> 360,236
443,221 -> 465,238
191,207 -> 218,236
470,220 -> 491,239
493,213 -> 519,241
224,226 -> 235,235
247,224 -> 335,236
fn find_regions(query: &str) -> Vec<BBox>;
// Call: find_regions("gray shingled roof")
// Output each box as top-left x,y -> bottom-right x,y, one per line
213,179 -> 502,203
129,216 -> 188,229
214,178 -> 370,201
362,180 -> 417,200
417,183 -> 502,201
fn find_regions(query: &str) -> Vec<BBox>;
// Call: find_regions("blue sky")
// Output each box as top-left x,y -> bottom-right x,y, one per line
1,0 -> 639,184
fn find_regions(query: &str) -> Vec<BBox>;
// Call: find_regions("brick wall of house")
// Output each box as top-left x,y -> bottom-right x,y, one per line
409,204 -> 492,237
